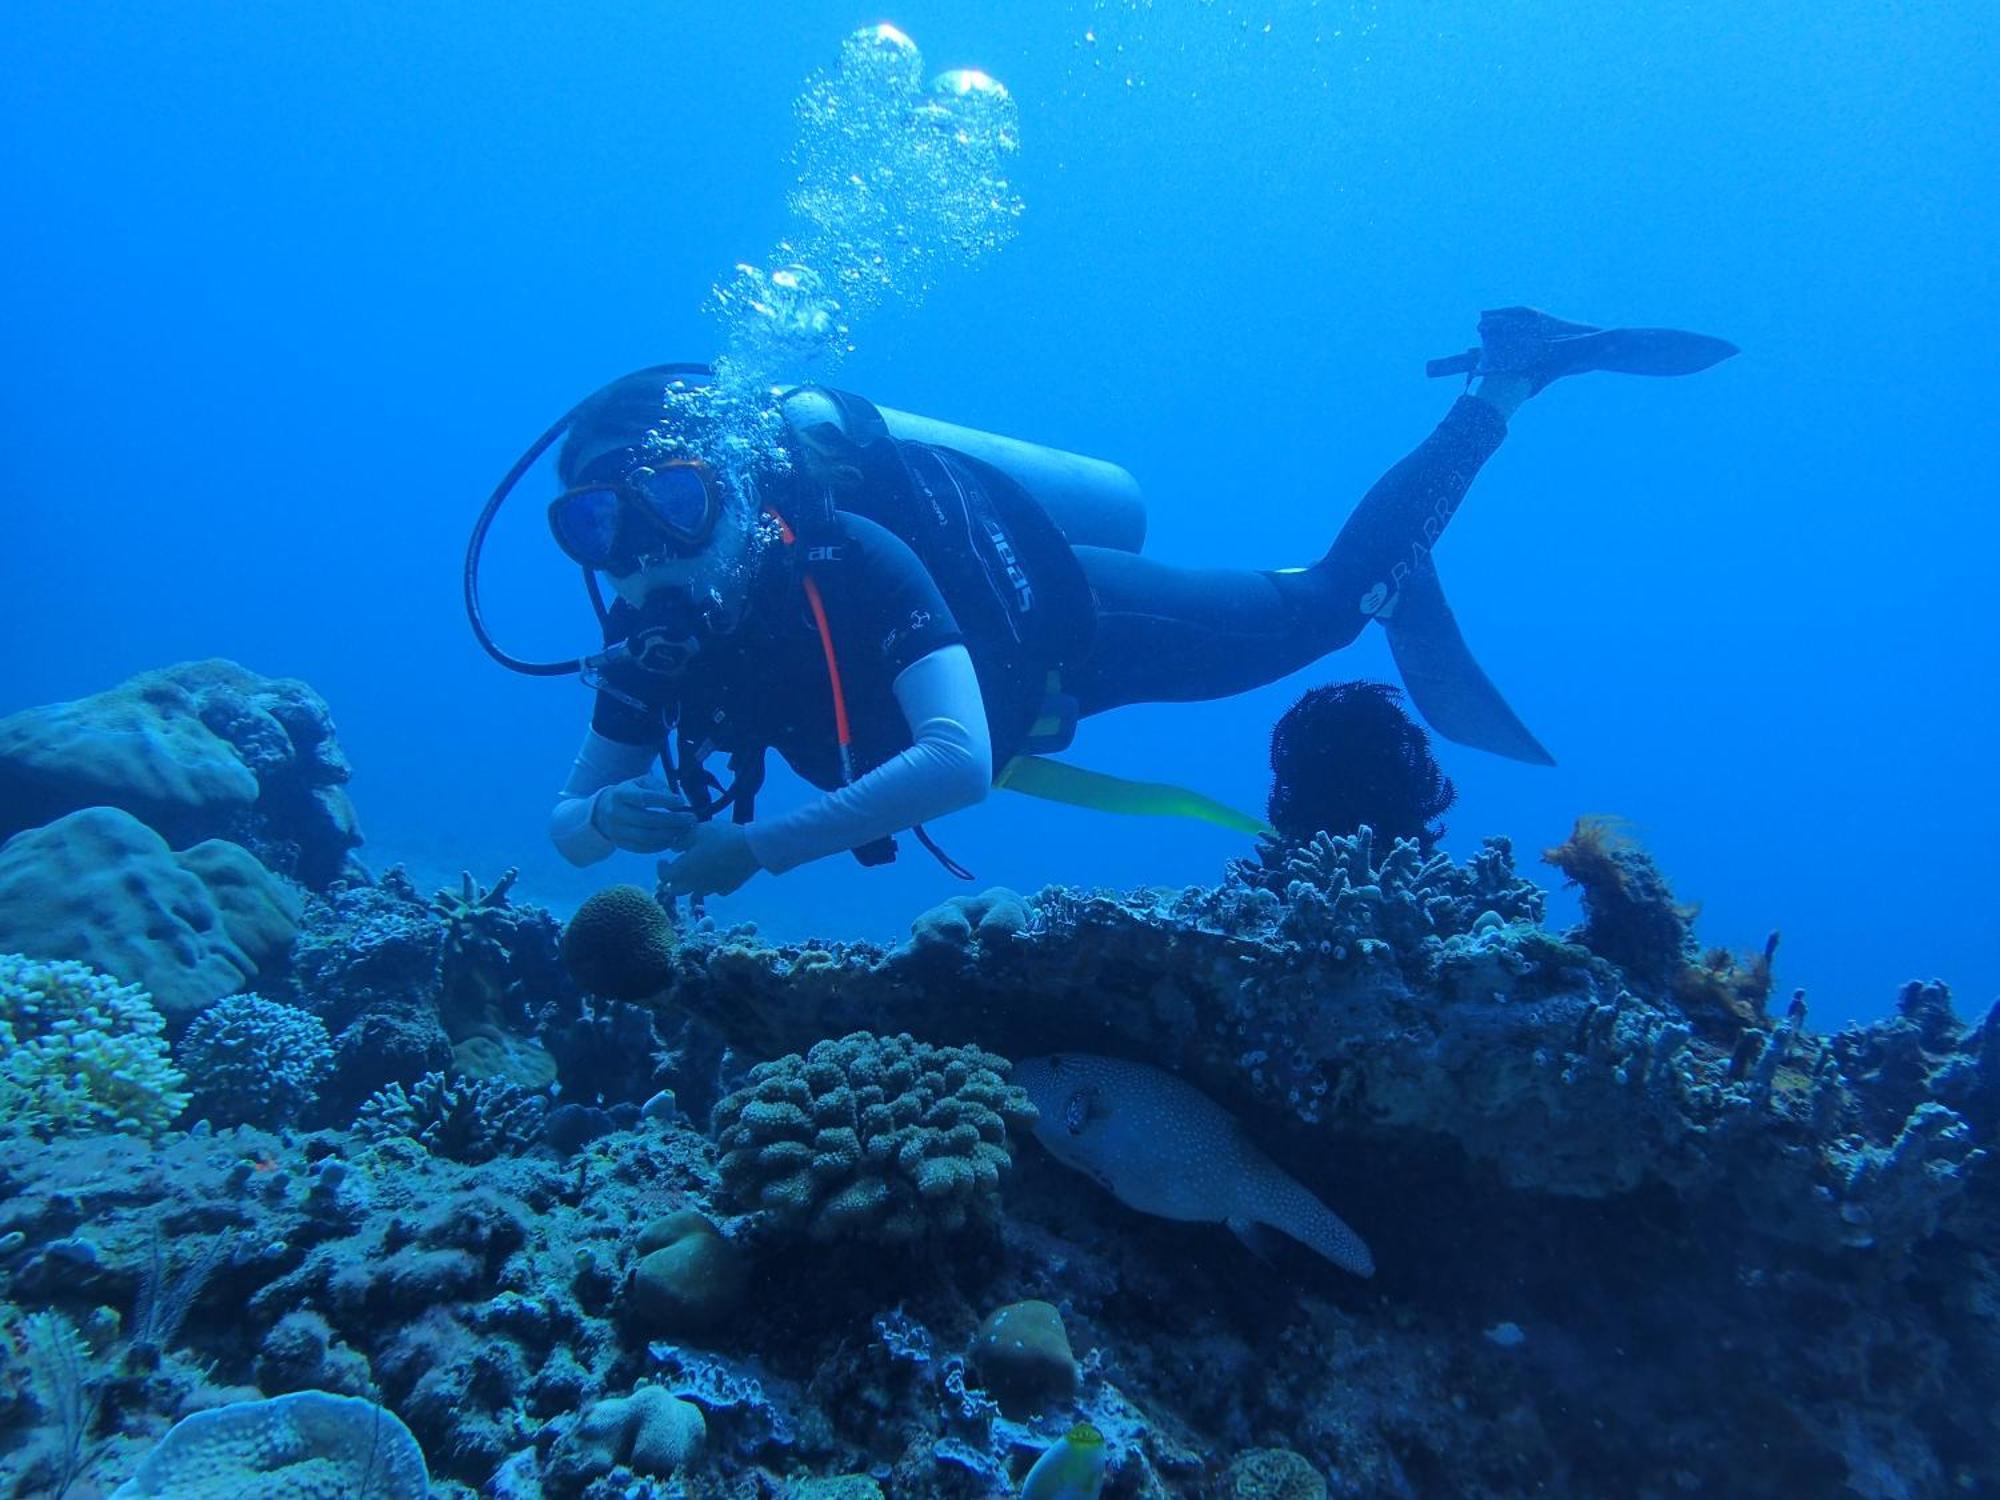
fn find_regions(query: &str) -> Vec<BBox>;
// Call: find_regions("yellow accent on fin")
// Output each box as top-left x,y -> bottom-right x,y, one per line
996,755 -> 1276,838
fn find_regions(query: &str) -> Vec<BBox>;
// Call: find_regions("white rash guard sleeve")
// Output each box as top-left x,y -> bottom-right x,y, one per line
745,644 -> 993,875
548,730 -> 661,867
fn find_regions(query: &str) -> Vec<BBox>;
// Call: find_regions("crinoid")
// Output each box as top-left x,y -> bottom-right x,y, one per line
1266,681 -> 1457,850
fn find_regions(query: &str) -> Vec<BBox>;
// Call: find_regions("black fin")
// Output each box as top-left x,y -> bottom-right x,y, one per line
1381,567 -> 1556,766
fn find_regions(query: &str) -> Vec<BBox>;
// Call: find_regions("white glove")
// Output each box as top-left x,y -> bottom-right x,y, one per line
589,777 -> 697,854
659,821 -> 762,899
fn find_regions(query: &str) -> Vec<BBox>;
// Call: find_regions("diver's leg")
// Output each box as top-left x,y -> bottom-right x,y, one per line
1065,548 -> 1314,715
1303,387 -> 1514,629
1064,386 -> 1519,718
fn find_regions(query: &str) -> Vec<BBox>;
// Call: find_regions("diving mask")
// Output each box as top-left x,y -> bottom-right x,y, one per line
547,459 -> 724,572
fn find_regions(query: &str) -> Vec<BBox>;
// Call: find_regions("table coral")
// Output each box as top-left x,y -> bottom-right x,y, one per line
712,1031 -> 1035,1242
107,1389 -> 428,1499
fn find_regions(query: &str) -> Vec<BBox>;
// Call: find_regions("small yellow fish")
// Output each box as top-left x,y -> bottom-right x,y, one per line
1021,1422 -> 1106,1500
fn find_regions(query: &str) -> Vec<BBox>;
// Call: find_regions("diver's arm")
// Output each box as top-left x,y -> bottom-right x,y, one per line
744,645 -> 993,875
548,730 -> 668,866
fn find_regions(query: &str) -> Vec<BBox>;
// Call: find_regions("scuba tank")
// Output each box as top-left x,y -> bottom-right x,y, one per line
870,405 -> 1146,554
780,384 -> 1146,556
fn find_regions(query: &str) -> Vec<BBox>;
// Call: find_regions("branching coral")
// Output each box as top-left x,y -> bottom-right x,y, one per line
176,993 -> 333,1128
712,1031 -> 1035,1241
0,954 -> 189,1139
355,1071 -> 546,1163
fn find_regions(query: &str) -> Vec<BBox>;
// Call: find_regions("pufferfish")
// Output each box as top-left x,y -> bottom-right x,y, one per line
1011,1053 -> 1374,1277
1020,1422 -> 1106,1499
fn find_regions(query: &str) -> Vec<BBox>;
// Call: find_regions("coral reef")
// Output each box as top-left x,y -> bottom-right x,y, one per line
176,993 -> 333,1129
0,671 -> 1994,1499
1266,680 -> 1457,850
712,1031 -> 1035,1242
0,807 -> 301,1022
0,954 -> 189,1139
0,659 -> 361,889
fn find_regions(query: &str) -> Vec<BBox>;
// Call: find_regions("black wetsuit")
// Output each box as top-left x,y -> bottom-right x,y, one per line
589,395 -> 1506,789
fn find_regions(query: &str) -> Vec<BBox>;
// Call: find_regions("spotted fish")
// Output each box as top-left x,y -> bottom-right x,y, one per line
1011,1053 -> 1374,1277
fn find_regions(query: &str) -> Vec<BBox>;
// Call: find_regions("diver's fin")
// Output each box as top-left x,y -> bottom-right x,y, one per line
1381,567 -> 1556,766
1428,307 -> 1739,390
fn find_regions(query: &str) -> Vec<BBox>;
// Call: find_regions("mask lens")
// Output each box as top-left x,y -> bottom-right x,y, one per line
548,485 -> 624,566
632,465 -> 716,542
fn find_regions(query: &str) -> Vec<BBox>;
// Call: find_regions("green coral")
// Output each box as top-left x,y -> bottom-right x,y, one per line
0,953 -> 189,1139
712,1030 -> 1035,1242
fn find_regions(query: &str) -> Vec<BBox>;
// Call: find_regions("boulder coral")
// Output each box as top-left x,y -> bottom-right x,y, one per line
0,659 -> 361,889
562,883 -> 677,1000
0,806 -> 300,1022
712,1030 -> 1036,1242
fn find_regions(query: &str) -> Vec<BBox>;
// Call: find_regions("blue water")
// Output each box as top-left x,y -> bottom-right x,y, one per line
5,0 -> 1994,1029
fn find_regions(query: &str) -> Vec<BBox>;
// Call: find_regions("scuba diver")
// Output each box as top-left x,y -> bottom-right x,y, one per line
466,307 -> 1737,900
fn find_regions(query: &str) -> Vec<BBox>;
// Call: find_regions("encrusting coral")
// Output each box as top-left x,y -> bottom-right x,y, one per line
0,953 -> 189,1138
712,1031 -> 1036,1242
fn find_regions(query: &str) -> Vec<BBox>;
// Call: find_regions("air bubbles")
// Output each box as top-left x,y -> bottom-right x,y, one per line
709,23 -> 1023,391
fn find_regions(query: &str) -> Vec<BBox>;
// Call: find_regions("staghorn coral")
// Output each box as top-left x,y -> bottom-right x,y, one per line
354,1070 -> 546,1164
562,883 -> 678,1000
712,1031 -> 1035,1242
0,954 -> 189,1139
176,993 -> 333,1129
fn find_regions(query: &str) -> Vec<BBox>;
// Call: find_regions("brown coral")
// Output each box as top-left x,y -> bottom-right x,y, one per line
562,885 -> 675,1001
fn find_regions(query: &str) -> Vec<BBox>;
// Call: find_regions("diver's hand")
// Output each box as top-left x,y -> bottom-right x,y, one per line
659,822 -> 762,899
589,777 -> 696,854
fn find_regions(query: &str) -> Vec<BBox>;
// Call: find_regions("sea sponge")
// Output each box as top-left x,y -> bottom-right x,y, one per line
176,993 -> 334,1128
563,884 -> 677,1000
0,953 -> 189,1139
107,1389 -> 428,1499
712,1030 -> 1035,1242
968,1299 -> 1077,1417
